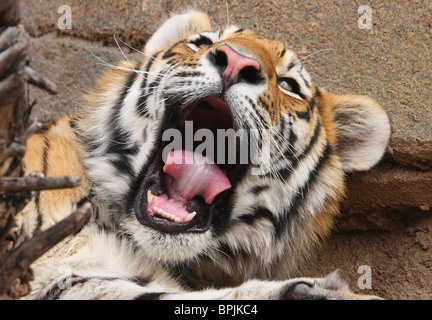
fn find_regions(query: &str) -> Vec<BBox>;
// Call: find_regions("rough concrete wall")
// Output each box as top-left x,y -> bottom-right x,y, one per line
20,0 -> 431,299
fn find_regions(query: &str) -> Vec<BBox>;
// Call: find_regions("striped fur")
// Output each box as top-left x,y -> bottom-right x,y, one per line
20,11 -> 390,300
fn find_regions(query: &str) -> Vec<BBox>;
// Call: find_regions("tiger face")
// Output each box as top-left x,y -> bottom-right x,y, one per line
80,11 -> 390,272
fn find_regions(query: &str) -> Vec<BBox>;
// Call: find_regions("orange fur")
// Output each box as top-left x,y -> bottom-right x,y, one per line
23,118 -> 89,229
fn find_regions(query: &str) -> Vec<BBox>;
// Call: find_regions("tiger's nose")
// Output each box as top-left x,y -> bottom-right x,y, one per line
212,45 -> 261,88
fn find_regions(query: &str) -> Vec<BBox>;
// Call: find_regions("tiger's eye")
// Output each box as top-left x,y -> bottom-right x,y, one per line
278,79 -> 292,91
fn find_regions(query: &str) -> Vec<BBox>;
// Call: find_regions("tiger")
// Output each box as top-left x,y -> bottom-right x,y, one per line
19,10 -> 390,300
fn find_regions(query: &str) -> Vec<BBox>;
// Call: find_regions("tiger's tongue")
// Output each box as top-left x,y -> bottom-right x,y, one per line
148,150 -> 231,223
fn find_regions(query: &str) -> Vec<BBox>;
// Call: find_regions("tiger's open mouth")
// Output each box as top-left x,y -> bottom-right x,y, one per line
134,97 -> 246,234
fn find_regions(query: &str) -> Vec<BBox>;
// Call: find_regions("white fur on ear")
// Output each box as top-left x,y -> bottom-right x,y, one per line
332,95 -> 391,172
144,10 -> 212,56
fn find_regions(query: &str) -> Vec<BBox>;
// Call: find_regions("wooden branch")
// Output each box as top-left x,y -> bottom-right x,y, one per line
1,121 -> 42,161
0,202 -> 92,295
0,175 -> 81,192
0,41 -> 26,75
6,142 -> 25,157
0,73 -> 22,103
0,27 -> 14,51
19,120 -> 43,144
24,66 -> 57,94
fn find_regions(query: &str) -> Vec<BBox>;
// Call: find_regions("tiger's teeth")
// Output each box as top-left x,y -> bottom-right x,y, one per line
152,206 -> 183,223
185,211 -> 196,223
147,190 -> 153,205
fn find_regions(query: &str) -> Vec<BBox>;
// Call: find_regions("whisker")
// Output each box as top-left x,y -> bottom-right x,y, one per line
299,48 -> 334,63
113,34 -> 137,73
225,0 -> 231,28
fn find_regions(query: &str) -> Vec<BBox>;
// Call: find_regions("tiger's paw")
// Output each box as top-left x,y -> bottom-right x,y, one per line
281,270 -> 383,300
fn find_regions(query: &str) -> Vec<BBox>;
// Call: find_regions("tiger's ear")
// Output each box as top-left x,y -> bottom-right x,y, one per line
317,90 -> 391,172
144,10 -> 212,56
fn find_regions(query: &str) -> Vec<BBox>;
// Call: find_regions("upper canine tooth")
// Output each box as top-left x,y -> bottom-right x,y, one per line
147,190 -> 154,205
185,211 -> 197,223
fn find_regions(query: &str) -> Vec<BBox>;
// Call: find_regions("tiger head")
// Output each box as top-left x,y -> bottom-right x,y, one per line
80,11 -> 390,281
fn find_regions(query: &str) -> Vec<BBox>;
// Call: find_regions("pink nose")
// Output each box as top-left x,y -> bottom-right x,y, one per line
216,45 -> 261,86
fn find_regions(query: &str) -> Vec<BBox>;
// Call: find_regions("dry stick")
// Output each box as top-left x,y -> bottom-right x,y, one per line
0,202 -> 92,295
24,66 -> 57,95
18,120 -> 43,144
2,120 -> 42,163
0,72 -> 22,100
0,175 -> 81,192
0,27 -> 17,51
0,42 -> 26,75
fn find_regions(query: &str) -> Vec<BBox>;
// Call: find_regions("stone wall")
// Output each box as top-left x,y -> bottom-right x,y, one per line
21,0 -> 432,299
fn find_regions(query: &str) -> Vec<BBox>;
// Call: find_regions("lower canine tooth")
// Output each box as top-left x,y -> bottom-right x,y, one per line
185,211 -> 197,223
147,190 -> 153,205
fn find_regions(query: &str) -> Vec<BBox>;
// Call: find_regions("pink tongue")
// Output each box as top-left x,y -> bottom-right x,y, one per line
148,150 -> 231,223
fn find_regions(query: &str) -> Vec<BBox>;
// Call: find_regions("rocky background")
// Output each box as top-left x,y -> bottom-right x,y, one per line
20,0 -> 431,299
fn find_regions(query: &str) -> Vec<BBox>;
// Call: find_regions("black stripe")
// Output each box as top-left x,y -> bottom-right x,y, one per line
106,70 -> 138,155
109,156 -> 136,177
295,110 -> 310,121
162,50 -> 177,60
38,275 -> 90,300
41,137 -> 50,176
191,35 -> 213,47
245,96 -> 267,129
104,70 -> 140,180
217,242 -> 250,264
237,205 -> 276,225
137,52 -> 160,117
182,62 -> 199,68
162,264 -> 200,291
34,196 -> 43,233
271,120 -> 321,181
309,97 -> 316,112
144,67 -> 169,111
40,275 -> 142,300
276,115 -> 286,145
76,197 -> 90,209
34,137 -> 51,233
274,120 -> 297,165
175,71 -> 204,78
236,206 -> 283,236
287,125 -> 298,155
134,292 -> 165,300
249,185 -> 269,195
300,120 -> 321,157
130,276 -> 152,287
274,143 -> 331,239
258,97 -> 270,111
